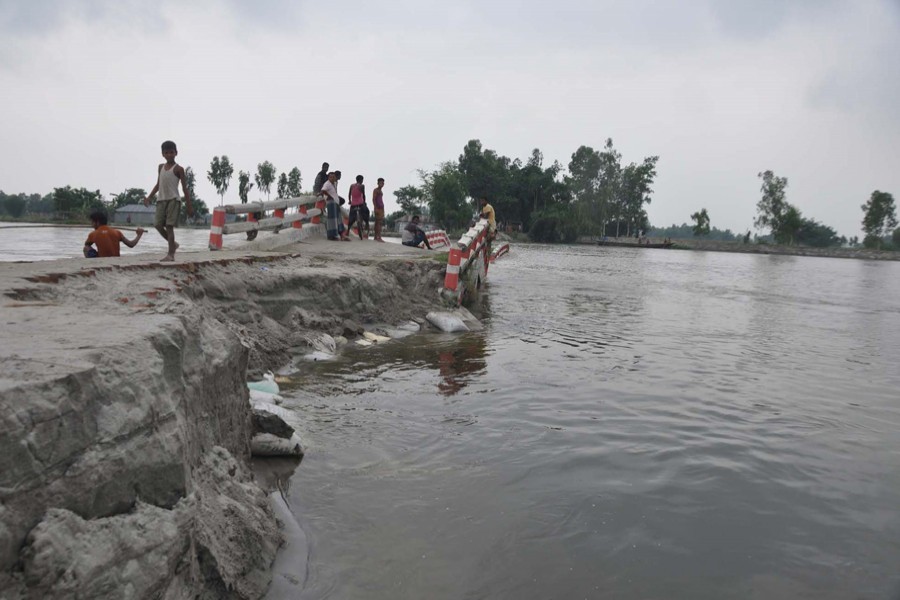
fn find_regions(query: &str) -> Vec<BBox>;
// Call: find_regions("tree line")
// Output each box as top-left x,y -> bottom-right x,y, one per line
2,144 -> 896,250
384,138 -> 659,243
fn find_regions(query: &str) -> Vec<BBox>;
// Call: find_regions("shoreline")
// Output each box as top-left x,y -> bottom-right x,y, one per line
573,237 -> 900,261
0,238 -> 450,598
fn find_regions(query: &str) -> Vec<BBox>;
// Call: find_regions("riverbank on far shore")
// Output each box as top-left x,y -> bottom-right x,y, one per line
668,238 -> 899,261
572,235 -> 899,262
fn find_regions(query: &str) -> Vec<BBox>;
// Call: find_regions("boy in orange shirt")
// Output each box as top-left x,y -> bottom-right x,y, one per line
83,210 -> 144,257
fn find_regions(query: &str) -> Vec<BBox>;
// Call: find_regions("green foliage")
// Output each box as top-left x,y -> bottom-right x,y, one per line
862,234 -> 883,249
385,209 -> 405,230
779,205 -> 803,245
796,218 -> 841,247
0,193 -> 28,218
184,167 -> 197,198
52,186 -> 105,216
207,155 -> 234,206
528,210 -> 579,243
0,191 -> 41,218
255,161 -> 276,200
192,197 -> 210,218
860,191 -> 897,248
394,185 -> 424,215
690,208 -> 710,236
277,173 -> 289,199
893,227 -> 900,248
238,171 -> 253,204
182,167 -> 208,222
755,170 -> 804,244
287,167 -> 302,197
110,188 -> 147,208
421,162 -> 471,231
650,223 -> 737,241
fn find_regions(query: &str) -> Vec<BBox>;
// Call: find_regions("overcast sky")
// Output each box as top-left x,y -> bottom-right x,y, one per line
1,0 -> 898,236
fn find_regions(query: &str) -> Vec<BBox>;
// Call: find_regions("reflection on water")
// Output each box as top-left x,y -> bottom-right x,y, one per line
273,244 -> 900,600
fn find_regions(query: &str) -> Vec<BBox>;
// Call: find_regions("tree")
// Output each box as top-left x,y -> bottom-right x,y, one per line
893,227 -> 900,248
52,186 -> 105,217
255,161 -> 276,201
619,154 -> 658,236
422,162 -> 470,231
0,193 -> 28,218
861,190 -> 897,249
755,170 -> 788,233
110,188 -> 147,208
566,145 -> 602,233
207,156 -> 234,206
287,167 -> 302,197
691,208 -> 710,236
755,170 -> 803,244
394,185 -> 424,215
238,171 -> 254,204
780,205 -> 804,245
796,218 -> 840,247
182,167 -> 209,221
277,173 -> 289,199
597,139 -> 624,236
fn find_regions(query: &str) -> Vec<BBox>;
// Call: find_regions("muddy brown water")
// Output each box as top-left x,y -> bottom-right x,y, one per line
5,228 -> 899,599
269,244 -> 900,600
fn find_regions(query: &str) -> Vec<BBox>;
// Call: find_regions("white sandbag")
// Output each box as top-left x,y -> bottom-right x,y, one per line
397,321 -> 420,332
249,388 -> 282,404
250,400 -> 296,424
251,432 -> 304,457
426,311 -> 470,333
247,372 -> 279,395
362,331 -> 391,343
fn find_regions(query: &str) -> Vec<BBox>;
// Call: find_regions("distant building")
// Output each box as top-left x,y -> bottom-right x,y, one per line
113,204 -> 155,225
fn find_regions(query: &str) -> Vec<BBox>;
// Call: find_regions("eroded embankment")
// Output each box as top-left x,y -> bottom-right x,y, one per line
0,252 -> 446,599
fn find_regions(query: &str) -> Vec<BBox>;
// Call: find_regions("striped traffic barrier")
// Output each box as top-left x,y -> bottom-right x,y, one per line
208,195 -> 326,250
208,208 -> 226,250
426,229 -> 452,249
444,248 -> 462,292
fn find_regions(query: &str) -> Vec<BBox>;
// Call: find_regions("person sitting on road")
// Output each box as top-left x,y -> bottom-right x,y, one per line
84,210 -> 144,258
401,215 -> 432,249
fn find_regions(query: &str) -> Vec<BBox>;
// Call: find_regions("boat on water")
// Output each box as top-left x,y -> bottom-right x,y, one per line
597,239 -> 674,249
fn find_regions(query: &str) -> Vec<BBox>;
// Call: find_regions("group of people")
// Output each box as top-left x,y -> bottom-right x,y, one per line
83,143 -> 500,260
313,162 -> 386,242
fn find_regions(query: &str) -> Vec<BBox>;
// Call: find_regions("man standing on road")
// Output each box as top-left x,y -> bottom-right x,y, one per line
313,162 -> 329,195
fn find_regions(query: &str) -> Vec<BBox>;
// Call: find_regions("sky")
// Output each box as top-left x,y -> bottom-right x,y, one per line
1,0 -> 898,237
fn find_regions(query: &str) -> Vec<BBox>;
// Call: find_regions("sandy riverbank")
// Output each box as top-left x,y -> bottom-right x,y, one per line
0,236 -> 449,599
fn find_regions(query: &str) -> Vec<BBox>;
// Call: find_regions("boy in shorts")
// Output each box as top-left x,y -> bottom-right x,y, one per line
372,178 -> 385,242
143,140 -> 193,261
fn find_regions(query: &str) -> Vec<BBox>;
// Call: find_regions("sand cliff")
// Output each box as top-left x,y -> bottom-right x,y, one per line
0,245 -> 446,599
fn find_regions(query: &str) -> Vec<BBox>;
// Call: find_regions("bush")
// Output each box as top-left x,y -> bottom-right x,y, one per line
893,227 -> 900,248
528,216 -> 561,243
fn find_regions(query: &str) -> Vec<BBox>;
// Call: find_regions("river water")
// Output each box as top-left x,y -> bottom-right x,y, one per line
4,227 -> 899,598
273,244 -> 900,600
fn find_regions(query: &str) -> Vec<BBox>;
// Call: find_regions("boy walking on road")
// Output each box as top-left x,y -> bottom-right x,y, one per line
143,140 -> 193,261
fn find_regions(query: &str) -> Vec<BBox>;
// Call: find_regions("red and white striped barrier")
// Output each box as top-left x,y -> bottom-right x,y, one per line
426,229 -> 451,249
441,218 -> 494,305
490,242 -> 510,262
208,195 -> 323,250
